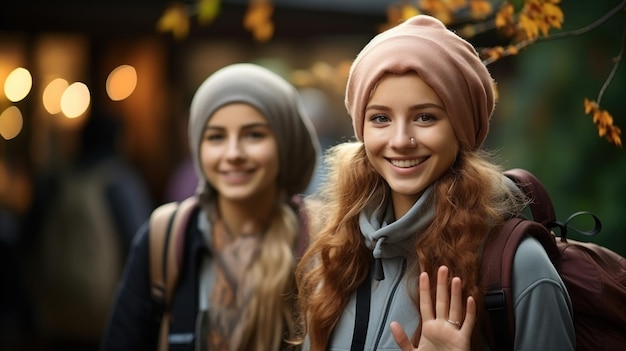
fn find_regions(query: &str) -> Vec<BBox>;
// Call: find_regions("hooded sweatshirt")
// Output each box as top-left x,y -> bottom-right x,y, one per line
312,177 -> 575,351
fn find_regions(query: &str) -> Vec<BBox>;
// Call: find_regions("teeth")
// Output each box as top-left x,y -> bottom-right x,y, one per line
391,158 -> 424,168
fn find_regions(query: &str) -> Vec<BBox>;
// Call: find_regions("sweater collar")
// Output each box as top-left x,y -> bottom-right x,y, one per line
359,186 -> 435,279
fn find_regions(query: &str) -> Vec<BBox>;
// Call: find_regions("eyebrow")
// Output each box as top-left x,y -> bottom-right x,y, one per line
365,102 -> 445,112
204,122 -> 271,131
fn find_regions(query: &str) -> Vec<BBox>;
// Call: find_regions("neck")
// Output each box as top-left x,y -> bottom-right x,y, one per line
392,190 -> 425,219
217,191 -> 278,236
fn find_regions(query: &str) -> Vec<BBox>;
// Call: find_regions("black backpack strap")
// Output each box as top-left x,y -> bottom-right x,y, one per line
351,271 -> 372,351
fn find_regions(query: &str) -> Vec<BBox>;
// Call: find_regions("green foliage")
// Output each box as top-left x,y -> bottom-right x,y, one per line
488,1 -> 626,256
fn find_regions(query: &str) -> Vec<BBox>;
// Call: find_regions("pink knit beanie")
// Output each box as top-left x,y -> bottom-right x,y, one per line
345,15 -> 495,150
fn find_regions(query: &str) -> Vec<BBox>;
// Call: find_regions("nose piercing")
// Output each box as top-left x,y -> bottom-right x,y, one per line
410,137 -> 415,144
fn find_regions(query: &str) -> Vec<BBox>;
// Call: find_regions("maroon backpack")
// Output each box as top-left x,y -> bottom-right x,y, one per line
481,168 -> 626,351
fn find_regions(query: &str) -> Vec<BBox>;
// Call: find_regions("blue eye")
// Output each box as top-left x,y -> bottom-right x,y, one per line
370,114 -> 390,123
415,113 -> 435,122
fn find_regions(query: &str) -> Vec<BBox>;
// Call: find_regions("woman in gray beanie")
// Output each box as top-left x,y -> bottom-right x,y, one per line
102,63 -> 319,351
296,15 -> 574,351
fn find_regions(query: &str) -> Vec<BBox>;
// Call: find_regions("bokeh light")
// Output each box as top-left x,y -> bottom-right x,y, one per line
42,78 -> 69,114
0,106 -> 24,140
106,64 -> 137,101
60,82 -> 90,118
4,67 -> 32,102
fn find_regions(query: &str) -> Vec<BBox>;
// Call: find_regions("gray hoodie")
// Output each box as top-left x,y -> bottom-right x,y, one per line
312,178 -> 575,351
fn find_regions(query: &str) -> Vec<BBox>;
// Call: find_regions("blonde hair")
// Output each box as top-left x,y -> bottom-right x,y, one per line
240,201 -> 300,351
201,196 -> 301,351
296,143 -> 526,350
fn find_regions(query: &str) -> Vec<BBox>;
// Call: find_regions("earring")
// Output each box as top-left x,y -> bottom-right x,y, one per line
410,137 -> 415,144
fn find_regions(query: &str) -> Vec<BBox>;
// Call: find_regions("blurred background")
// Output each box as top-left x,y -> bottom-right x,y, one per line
0,0 -> 624,349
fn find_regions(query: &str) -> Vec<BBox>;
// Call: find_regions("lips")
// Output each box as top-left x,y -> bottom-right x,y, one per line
389,157 -> 427,168
220,169 -> 254,183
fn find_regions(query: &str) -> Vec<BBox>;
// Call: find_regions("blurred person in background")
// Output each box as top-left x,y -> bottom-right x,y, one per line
101,63 -> 319,351
21,108 -> 153,351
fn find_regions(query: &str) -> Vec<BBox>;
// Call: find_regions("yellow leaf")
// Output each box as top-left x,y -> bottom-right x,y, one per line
156,4 -> 190,39
592,110 -> 602,124
401,5 -> 420,21
470,0 -> 492,19
419,0 -> 453,24
609,127 -> 622,147
506,45 -> 519,55
542,2 -> 564,28
495,3 -> 513,28
253,22 -> 274,42
584,99 -> 622,147
244,3 -> 274,42
519,14 -> 539,40
198,0 -> 221,25
583,98 -> 598,114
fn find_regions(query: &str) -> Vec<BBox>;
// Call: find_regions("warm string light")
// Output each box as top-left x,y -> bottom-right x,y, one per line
0,64 -> 137,140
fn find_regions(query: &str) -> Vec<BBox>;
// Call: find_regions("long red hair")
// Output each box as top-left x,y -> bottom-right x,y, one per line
295,142 -> 525,350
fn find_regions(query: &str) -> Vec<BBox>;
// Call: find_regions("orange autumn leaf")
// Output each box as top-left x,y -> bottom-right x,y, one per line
519,0 -> 564,40
506,44 -> 519,55
156,4 -> 190,39
519,13 -> 540,40
495,2 -> 516,37
469,0 -> 492,19
401,4 -> 421,21
243,2 -> 274,42
418,0 -> 464,25
583,98 -> 622,147
379,4 -> 421,32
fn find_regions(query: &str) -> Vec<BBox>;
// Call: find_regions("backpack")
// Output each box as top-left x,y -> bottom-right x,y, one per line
481,168 -> 626,351
148,195 -> 309,351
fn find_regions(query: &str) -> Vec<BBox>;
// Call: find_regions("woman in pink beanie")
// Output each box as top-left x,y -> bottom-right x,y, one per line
296,15 -> 574,351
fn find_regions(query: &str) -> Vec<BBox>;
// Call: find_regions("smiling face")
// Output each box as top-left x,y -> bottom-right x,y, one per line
363,72 -> 459,218
200,103 -> 279,204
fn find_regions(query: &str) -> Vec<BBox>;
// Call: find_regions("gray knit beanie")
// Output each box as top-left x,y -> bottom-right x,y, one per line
188,63 -> 319,198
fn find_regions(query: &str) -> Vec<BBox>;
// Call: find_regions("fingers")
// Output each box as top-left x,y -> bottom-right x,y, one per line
390,321 -> 415,351
435,265 -> 450,320
421,265 -> 470,328
417,266 -> 474,350
448,276 -> 463,325
460,296 -> 476,335
419,271 -> 434,321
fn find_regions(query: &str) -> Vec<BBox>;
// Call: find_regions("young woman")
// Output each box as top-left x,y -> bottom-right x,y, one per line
101,63 -> 319,351
295,15 -> 575,351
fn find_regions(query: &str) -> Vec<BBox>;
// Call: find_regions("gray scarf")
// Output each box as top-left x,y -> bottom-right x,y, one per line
359,186 -> 435,280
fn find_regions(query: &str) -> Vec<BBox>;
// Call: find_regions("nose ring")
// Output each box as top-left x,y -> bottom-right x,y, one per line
410,137 -> 415,144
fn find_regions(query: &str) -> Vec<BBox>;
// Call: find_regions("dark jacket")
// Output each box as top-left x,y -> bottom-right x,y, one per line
100,206 -> 204,351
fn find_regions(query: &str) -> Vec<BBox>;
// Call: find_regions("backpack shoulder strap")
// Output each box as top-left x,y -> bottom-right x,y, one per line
481,218 -> 559,350
149,202 -> 179,305
291,194 -> 309,258
482,169 -> 561,351
149,195 -> 199,351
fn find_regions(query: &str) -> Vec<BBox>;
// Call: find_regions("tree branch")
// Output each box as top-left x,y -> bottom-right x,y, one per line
597,9 -> 626,104
537,0 -> 626,43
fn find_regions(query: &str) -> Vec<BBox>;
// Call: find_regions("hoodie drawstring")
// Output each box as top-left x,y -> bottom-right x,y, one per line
373,237 -> 386,281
